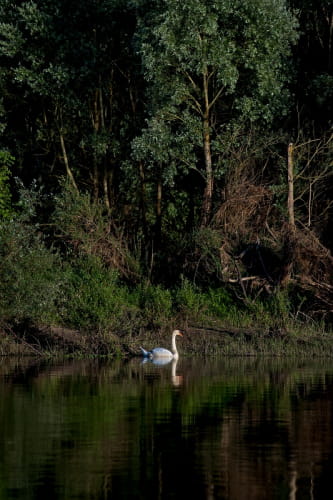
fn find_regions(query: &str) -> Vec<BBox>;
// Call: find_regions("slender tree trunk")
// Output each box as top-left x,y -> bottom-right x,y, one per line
202,118 -> 213,226
91,85 -> 104,202
279,142 -> 297,287
201,70 -> 213,227
92,160 -> 99,202
287,142 -> 295,228
103,168 -> 111,213
155,177 -> 162,249
59,131 -> 78,192
328,11 -> 332,71
139,161 -> 147,239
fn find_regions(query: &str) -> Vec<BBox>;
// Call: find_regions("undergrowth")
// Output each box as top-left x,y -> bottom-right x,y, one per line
0,182 -> 331,356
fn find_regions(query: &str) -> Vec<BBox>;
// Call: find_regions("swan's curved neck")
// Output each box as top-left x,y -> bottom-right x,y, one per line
171,334 -> 179,358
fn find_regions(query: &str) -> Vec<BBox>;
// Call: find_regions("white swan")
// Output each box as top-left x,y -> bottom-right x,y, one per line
140,329 -> 183,360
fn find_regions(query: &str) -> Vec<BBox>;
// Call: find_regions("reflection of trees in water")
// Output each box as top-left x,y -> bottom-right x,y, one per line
0,358 -> 332,499
194,368 -> 333,499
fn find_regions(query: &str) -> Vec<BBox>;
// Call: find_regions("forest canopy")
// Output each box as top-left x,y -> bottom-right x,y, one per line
0,0 -> 332,334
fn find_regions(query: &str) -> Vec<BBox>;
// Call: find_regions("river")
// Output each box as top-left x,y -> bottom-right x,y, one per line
0,356 -> 332,499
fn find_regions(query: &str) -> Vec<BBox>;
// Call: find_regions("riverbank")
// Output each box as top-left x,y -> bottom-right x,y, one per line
1,319 -> 333,358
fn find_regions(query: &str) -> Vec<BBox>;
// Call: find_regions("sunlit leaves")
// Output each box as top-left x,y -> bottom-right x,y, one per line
134,0 -> 298,194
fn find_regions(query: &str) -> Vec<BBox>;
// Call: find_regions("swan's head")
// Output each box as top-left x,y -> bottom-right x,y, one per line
173,329 -> 183,337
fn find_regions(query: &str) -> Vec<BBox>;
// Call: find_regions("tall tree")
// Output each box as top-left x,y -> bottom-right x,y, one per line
134,0 -> 298,226
0,0 -> 142,208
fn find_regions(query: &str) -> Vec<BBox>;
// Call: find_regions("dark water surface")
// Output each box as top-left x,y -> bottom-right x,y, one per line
0,356 -> 333,499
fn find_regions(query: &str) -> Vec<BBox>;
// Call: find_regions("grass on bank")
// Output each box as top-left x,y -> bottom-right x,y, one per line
0,248 -> 332,357
0,184 -> 332,357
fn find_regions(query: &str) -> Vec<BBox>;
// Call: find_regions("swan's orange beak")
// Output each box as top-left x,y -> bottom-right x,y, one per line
177,331 -> 183,337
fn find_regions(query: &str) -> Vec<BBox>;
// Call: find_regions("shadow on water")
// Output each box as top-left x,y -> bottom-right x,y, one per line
0,355 -> 333,499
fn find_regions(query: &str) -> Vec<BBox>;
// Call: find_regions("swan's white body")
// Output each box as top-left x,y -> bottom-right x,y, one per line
140,330 -> 183,360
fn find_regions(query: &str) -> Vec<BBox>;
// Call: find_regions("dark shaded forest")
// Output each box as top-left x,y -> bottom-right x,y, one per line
0,0 -> 332,343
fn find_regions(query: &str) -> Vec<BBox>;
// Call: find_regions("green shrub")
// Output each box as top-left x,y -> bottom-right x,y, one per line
0,180 -> 64,325
52,182 -> 141,281
0,151 -> 14,220
173,278 -> 207,318
136,283 -> 173,325
59,254 -> 136,330
243,289 -> 292,329
0,219 -> 62,323
204,287 -> 234,318
267,290 -> 291,317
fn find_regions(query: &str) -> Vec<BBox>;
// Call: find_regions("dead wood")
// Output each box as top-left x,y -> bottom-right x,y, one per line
209,174 -> 333,318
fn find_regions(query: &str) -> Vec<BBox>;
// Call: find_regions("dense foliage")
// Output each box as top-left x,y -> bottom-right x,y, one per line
0,0 -> 332,336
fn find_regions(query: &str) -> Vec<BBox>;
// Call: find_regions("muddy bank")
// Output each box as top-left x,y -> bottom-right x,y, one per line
1,321 -> 333,358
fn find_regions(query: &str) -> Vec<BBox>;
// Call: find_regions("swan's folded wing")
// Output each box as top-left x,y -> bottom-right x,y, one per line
151,347 -> 173,358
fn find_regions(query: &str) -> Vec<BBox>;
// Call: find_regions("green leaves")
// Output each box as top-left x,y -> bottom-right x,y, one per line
0,151 -> 14,219
134,0 -> 298,226
0,22 -> 24,57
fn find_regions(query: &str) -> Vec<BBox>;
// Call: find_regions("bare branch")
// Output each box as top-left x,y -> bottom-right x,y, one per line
208,84 -> 225,111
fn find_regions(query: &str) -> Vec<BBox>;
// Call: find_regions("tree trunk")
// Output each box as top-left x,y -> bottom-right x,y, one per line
92,159 -> 99,202
155,178 -> 162,249
139,161 -> 148,239
103,168 -> 111,213
280,143 -> 297,287
59,131 -> 78,192
201,69 -> 213,227
201,118 -> 213,227
287,142 -> 295,228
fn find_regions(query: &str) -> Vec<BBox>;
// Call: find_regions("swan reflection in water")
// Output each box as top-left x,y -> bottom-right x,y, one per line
141,357 -> 183,387
140,329 -> 184,386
